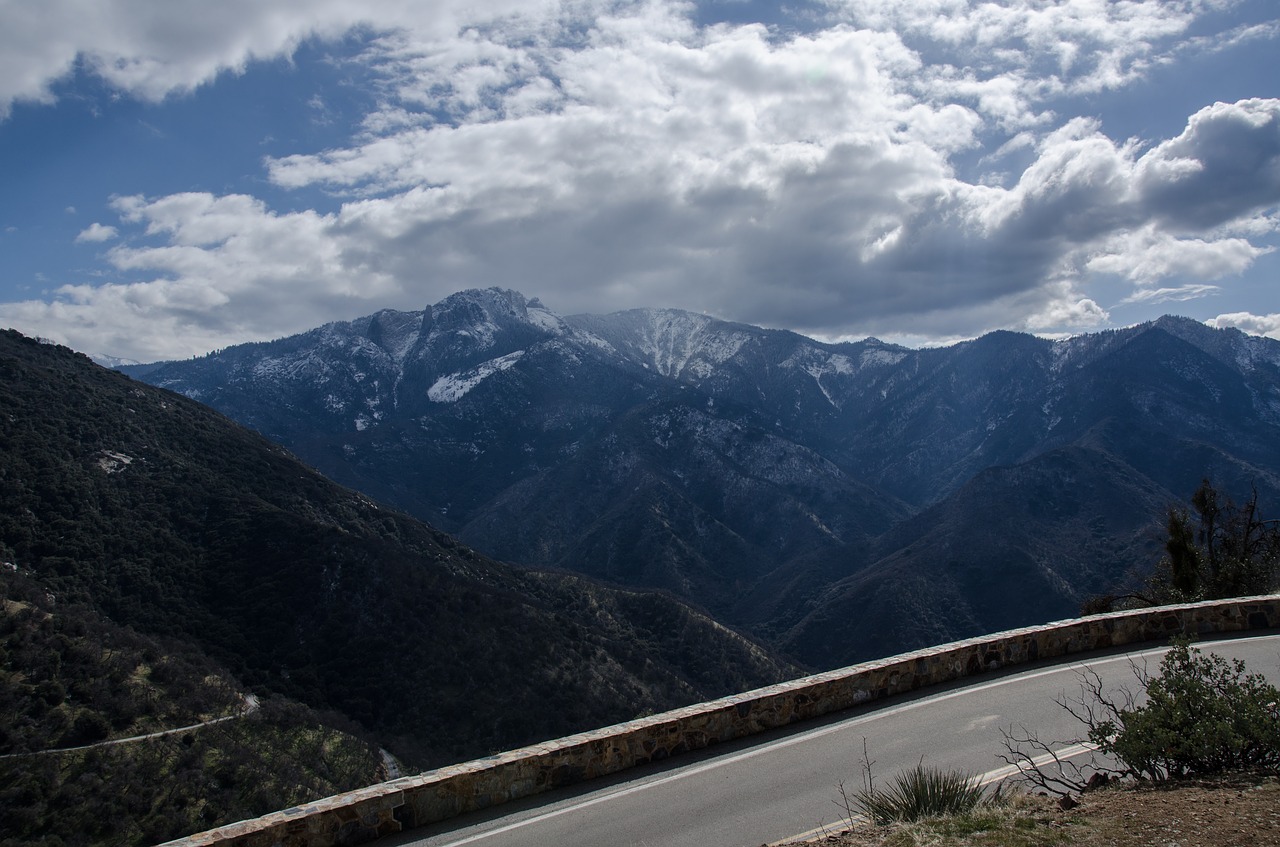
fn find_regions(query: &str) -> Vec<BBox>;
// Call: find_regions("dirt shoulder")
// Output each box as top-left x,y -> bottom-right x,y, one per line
798,772 -> 1280,847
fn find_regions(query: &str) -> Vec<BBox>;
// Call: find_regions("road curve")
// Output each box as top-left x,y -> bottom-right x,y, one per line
386,633 -> 1280,847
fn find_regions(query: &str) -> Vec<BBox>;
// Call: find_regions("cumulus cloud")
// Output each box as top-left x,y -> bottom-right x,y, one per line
2,192 -> 397,361
822,0 -> 1217,128
1087,229 -> 1270,284
1135,99 -> 1280,231
966,100 -> 1280,306
1208,311 -> 1280,339
2,1 -> 1279,360
75,222 -> 118,243
0,0 -> 554,117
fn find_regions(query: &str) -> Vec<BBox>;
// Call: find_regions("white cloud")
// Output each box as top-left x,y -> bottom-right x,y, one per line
1,190 -> 399,361
1086,228 -> 1271,285
956,99 -> 1280,318
0,0 -> 555,117
1135,98 -> 1280,231
1118,283 -> 1221,306
2,1 -> 1278,360
1208,311 -> 1280,339
821,0 -> 1221,128
75,222 -> 118,243
1023,287 -> 1109,330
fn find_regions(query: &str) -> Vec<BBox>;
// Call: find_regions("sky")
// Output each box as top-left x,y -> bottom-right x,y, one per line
0,0 -> 1278,362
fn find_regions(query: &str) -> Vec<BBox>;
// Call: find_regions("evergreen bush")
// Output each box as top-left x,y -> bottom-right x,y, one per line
1088,638 -> 1280,780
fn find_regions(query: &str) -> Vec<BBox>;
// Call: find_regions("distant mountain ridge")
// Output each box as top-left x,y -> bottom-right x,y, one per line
124,290 -> 1280,666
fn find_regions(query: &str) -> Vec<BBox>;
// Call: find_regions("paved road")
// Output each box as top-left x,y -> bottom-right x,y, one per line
387,633 -> 1280,847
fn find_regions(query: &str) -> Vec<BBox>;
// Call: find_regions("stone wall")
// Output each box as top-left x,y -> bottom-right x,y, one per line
163,595 -> 1280,847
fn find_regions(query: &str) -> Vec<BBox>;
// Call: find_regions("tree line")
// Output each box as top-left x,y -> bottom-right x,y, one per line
1086,478 -> 1280,613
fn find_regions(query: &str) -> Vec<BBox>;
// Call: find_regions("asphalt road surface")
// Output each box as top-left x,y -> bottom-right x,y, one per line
388,633 -> 1280,847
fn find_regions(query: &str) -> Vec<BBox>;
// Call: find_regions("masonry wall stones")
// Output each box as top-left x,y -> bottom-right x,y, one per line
162,595 -> 1280,847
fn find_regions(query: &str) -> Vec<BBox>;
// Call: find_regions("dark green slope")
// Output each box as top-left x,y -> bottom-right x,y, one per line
775,446 -> 1169,667
0,330 -> 793,769
0,566 -> 383,846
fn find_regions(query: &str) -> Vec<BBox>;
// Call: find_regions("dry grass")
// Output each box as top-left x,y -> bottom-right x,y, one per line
794,772 -> 1280,847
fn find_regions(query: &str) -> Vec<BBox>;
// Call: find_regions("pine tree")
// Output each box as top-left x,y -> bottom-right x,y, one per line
1152,480 -> 1280,602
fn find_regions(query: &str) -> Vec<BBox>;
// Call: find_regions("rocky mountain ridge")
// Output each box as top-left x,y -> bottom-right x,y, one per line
126,290 -> 1280,665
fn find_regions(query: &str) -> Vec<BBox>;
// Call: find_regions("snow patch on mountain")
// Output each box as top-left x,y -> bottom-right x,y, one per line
638,311 -> 750,378
92,353 -> 143,369
527,304 -> 568,335
250,335 -> 392,383
783,346 -> 902,380
859,348 -> 908,369
439,322 -> 499,352
781,349 -> 867,408
1048,335 -> 1094,374
385,329 -> 420,363
572,328 -> 620,355
362,309 -> 424,363
252,354 -> 313,382
428,351 -> 526,403
1237,334 -> 1280,371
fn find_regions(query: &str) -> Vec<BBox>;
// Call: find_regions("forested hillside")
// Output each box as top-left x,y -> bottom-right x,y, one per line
0,329 -> 793,783
0,565 -> 383,845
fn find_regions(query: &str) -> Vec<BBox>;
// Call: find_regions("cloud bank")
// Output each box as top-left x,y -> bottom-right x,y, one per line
2,0 -> 1278,360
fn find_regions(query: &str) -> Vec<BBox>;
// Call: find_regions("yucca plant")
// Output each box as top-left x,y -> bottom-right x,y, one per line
853,762 -> 988,824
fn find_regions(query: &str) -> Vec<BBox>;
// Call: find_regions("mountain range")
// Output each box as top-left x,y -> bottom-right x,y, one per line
123,289 -> 1280,667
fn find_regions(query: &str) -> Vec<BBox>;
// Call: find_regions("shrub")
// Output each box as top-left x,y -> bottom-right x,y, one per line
1088,638 -> 1280,780
64,711 -> 111,746
850,762 -> 987,824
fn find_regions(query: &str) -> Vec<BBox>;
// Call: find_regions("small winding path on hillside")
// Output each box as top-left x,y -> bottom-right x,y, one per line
0,694 -> 260,759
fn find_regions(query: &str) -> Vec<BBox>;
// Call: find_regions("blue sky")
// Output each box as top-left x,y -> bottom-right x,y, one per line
1,0 -> 1278,362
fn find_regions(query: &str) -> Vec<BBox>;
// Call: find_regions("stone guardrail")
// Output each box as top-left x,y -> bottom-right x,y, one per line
163,595 -> 1280,847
